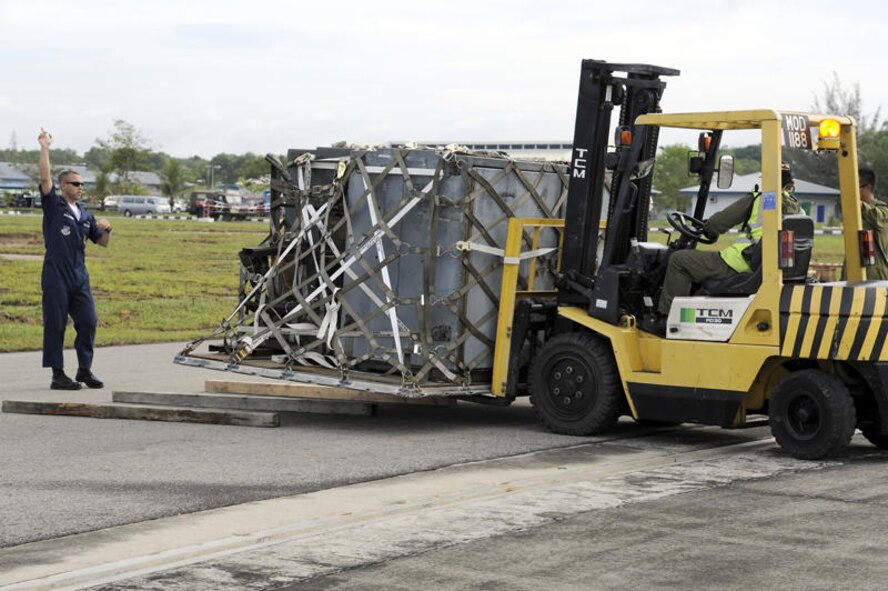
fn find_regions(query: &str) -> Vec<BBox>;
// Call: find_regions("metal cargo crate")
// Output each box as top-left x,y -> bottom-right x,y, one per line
177,145 -> 568,396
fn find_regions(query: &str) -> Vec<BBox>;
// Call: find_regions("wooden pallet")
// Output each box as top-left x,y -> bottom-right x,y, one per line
1,380 -> 455,427
113,391 -> 375,416
204,380 -> 457,406
0,400 -> 279,428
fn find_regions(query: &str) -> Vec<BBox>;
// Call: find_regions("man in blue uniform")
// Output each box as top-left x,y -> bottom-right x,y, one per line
38,128 -> 112,390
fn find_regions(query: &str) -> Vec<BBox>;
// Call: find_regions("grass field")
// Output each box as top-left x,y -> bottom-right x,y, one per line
646,221 -> 847,263
0,215 -> 268,352
0,213 -> 849,353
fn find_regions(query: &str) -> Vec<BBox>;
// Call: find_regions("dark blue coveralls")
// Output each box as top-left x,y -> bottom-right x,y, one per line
40,186 -> 105,370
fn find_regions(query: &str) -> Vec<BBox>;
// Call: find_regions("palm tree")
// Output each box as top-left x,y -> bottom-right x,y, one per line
160,159 -> 185,209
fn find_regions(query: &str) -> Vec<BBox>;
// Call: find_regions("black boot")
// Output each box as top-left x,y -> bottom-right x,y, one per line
51,368 -> 81,390
75,368 -> 104,389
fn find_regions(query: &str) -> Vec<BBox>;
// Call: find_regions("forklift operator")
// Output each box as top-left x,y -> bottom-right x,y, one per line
646,163 -> 801,334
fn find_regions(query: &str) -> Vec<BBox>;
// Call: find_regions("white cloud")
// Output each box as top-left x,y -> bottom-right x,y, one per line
1,0 -> 886,157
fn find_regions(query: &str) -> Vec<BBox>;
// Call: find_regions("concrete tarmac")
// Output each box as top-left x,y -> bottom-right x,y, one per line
289,448 -> 888,591
3,343 -> 888,590
4,431 -> 887,590
0,342 -> 649,547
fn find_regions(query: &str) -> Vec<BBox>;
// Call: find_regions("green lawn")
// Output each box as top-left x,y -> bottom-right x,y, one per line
647,222 -> 846,263
0,215 -> 268,352
0,213 -> 850,353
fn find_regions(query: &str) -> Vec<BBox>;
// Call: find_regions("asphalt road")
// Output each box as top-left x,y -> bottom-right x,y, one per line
1,341 -> 648,547
7,428 -> 887,590
4,342 -> 888,590
285,448 -> 888,591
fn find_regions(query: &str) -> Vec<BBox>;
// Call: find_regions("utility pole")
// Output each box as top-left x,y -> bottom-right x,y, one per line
208,164 -> 221,189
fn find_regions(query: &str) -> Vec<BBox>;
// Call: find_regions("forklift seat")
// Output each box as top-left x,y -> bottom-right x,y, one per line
698,214 -> 814,297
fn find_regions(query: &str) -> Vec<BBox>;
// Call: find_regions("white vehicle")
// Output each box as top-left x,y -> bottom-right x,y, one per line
118,195 -> 172,217
102,195 -> 120,211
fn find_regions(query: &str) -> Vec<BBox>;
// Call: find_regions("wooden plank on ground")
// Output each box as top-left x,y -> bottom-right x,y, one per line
113,391 -> 375,416
0,400 -> 279,428
204,380 -> 457,406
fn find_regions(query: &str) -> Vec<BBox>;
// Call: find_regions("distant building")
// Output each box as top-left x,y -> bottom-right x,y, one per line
679,173 -> 840,223
1,162 -> 100,193
0,162 -> 32,194
389,141 -> 572,162
109,171 -> 162,192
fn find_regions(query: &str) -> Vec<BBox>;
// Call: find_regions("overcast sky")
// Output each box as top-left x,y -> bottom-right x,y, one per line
1,0 -> 885,158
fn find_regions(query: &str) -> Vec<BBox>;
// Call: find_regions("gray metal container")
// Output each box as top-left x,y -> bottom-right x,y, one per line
325,147 -> 567,380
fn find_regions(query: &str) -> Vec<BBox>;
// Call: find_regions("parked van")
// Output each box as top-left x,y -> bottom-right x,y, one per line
118,195 -> 172,217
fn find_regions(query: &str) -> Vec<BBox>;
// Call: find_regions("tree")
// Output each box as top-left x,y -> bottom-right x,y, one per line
813,72 -> 882,134
858,128 -> 888,193
93,170 -> 110,200
789,72 -> 888,189
207,152 -> 271,186
159,158 -> 185,207
96,119 -> 151,193
652,144 -> 695,213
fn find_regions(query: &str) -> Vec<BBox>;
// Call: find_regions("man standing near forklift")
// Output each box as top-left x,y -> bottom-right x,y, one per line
859,166 -> 888,280
643,163 -> 801,335
38,128 -> 112,390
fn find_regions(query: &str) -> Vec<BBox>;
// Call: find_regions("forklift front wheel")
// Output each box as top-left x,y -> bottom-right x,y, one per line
768,370 -> 856,460
529,332 -> 622,436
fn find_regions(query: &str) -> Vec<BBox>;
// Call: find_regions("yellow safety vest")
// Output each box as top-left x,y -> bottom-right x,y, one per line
719,193 -> 763,273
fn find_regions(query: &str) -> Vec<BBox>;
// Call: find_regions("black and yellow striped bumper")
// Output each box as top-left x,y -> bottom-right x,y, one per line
780,284 -> 888,361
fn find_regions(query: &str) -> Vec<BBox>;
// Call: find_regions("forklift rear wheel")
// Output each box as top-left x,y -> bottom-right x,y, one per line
769,370 -> 856,460
529,332 -> 622,436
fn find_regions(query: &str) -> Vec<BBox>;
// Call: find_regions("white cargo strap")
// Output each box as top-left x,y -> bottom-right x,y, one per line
272,351 -> 338,369
429,354 -> 458,381
249,181 -> 430,351
312,207 -> 413,336
293,152 -> 314,190
225,202 -> 331,325
282,322 -> 339,368
360,176 -> 404,365
455,241 -> 557,265
316,288 -> 341,348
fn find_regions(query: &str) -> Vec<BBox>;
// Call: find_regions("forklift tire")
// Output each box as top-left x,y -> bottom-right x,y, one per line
769,370 -> 856,460
529,332 -> 622,436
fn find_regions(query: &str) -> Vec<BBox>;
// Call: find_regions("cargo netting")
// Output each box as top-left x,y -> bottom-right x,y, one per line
179,146 -> 568,396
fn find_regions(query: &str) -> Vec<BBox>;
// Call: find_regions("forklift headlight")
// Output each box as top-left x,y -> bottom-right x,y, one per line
817,119 -> 842,150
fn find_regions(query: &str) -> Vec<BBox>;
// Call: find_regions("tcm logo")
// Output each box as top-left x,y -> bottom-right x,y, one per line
680,307 -> 734,325
572,148 -> 588,179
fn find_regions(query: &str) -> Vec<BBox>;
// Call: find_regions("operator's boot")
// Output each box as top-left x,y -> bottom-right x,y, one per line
51,368 -> 81,391
76,368 -> 104,389
639,314 -> 667,337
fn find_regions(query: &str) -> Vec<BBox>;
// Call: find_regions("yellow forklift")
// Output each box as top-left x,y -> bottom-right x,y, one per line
493,60 -> 888,459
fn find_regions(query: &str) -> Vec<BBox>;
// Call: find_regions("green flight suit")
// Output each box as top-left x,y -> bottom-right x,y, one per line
861,198 -> 888,280
657,191 -> 801,315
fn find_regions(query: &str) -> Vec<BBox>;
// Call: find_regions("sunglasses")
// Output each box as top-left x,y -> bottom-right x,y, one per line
65,181 -> 85,187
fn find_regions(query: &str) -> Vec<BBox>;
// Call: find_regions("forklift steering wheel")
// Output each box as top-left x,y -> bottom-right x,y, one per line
666,212 -> 718,245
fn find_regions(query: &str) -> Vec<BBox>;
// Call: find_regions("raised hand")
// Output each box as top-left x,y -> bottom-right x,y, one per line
38,128 -> 53,149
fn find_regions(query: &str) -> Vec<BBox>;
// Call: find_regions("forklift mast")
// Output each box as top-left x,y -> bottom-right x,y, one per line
558,60 -> 679,316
